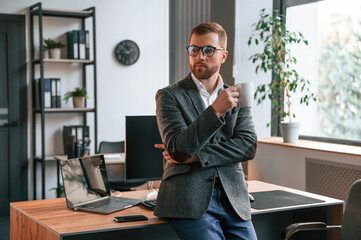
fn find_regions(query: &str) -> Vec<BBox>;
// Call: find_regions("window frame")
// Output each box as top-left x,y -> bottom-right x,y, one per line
271,0 -> 361,146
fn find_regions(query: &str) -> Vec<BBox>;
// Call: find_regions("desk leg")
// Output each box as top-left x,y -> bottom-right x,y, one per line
329,204 -> 343,240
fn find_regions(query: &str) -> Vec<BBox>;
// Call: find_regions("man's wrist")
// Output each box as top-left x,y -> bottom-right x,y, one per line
211,104 -> 222,118
184,155 -> 199,164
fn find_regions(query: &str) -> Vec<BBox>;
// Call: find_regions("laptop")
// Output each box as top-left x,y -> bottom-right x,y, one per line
59,154 -> 142,214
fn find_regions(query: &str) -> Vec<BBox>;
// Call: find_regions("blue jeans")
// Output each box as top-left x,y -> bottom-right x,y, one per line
168,183 -> 258,240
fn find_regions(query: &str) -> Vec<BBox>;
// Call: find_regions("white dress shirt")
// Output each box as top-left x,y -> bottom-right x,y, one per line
191,73 -> 224,108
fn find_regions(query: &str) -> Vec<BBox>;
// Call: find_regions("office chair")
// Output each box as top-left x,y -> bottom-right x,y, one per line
98,141 -> 146,191
99,141 -> 124,153
281,179 -> 361,240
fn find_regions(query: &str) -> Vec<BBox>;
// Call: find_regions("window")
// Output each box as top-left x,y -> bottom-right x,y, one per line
281,0 -> 361,143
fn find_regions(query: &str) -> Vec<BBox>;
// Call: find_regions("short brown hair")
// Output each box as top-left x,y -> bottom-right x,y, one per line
190,22 -> 227,49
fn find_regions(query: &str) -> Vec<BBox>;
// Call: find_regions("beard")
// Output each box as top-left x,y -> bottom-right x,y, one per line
190,61 -> 220,80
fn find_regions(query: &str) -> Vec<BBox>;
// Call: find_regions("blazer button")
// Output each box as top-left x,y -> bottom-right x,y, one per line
205,161 -> 209,166
208,177 -> 214,182
214,125 -> 219,129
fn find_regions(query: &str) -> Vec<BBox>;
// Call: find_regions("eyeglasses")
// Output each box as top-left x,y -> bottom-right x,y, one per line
186,45 -> 224,57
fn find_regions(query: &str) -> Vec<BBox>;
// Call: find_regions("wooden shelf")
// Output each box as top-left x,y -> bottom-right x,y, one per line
34,155 -> 68,162
258,137 -> 361,157
31,8 -> 93,18
32,59 -> 93,64
34,156 -> 55,162
30,2 -> 98,200
34,107 -> 95,113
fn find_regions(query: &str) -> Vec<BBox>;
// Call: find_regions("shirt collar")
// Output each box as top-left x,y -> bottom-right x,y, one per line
191,73 -> 224,95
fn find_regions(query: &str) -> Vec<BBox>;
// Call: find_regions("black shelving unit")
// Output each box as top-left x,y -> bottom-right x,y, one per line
29,2 -> 98,199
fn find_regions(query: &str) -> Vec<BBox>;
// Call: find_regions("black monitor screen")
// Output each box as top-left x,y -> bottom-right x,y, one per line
125,115 -> 163,182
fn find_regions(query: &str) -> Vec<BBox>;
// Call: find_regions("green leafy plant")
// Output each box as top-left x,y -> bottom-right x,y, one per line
49,184 -> 65,197
248,8 -> 317,126
63,87 -> 89,103
43,38 -> 66,50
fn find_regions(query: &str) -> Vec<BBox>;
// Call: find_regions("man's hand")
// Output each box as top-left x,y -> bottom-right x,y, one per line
155,144 -> 179,165
211,86 -> 239,117
154,144 -> 199,165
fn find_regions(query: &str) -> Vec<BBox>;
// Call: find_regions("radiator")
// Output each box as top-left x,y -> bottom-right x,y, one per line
306,158 -> 361,201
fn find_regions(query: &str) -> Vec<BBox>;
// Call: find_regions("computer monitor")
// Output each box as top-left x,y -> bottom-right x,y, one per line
124,115 -> 164,183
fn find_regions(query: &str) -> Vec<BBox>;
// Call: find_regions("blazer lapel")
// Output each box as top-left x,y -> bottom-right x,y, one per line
184,75 -> 206,115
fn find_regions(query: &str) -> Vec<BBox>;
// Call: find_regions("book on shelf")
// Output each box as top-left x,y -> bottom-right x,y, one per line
51,79 -> 57,108
63,125 -> 90,159
56,78 -> 61,108
51,78 -> 61,108
41,78 -> 51,108
67,30 -> 90,60
33,78 -> 61,109
85,30 -> 90,59
78,30 -> 86,60
67,30 -> 78,59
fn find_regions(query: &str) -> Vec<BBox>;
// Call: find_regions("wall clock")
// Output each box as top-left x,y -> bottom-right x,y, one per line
115,40 -> 140,65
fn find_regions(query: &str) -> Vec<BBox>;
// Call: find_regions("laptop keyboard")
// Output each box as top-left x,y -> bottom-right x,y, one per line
140,199 -> 157,211
81,198 -> 110,209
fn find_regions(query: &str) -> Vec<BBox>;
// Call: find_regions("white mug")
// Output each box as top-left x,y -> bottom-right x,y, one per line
235,82 -> 254,108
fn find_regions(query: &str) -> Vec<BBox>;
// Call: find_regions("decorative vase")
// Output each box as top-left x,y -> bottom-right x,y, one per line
49,48 -> 61,59
72,97 -> 85,108
280,122 -> 300,143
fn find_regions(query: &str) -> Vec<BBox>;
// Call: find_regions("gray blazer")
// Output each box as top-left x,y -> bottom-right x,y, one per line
154,74 -> 257,220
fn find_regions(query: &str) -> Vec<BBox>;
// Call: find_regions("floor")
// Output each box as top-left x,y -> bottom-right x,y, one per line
0,217 -> 9,240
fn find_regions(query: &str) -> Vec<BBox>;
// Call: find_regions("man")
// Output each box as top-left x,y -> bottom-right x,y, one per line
155,22 -> 258,240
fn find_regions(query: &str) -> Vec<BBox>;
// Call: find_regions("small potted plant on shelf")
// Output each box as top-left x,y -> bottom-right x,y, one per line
64,87 -> 88,108
248,8 -> 317,143
49,184 -> 65,198
43,38 -> 66,59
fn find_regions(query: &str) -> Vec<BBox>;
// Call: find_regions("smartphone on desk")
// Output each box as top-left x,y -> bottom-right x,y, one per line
113,215 -> 148,223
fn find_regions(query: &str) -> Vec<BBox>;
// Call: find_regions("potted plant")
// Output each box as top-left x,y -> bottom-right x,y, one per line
64,87 -> 88,108
50,184 -> 65,197
43,38 -> 66,59
248,8 -> 317,143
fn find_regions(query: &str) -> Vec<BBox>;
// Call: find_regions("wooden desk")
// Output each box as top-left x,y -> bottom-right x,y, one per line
10,190 -> 176,240
10,181 -> 344,240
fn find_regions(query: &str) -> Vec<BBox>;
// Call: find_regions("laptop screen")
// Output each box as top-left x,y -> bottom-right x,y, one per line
60,155 -> 110,207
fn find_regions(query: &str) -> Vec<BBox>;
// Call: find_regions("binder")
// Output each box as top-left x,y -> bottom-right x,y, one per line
51,79 -> 57,108
85,30 -> 90,59
63,125 -> 89,158
78,30 -> 86,60
63,126 -> 76,159
40,78 -> 52,108
56,78 -> 61,108
67,30 -> 78,59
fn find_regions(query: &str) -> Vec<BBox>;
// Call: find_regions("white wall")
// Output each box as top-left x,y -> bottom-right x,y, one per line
234,0 -> 272,139
249,143 -> 361,191
0,0 -> 168,199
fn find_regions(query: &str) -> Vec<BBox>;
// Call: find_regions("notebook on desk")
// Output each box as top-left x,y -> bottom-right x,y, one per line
59,154 -> 142,214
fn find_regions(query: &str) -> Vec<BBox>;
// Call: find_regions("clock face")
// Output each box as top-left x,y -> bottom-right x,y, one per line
115,40 -> 140,65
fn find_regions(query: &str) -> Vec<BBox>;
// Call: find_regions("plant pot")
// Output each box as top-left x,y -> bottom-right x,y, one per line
44,50 -> 49,59
280,122 -> 300,143
49,48 -> 61,59
72,97 -> 85,108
